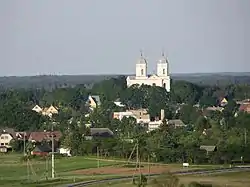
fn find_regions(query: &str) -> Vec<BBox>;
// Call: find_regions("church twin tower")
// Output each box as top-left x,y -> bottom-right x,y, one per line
126,52 -> 171,92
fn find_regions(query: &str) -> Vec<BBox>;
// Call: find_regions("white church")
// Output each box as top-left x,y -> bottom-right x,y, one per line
126,52 -> 171,92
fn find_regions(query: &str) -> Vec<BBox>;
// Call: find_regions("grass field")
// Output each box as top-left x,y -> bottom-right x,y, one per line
0,153 -> 231,187
0,153 -> 118,187
91,171 -> 250,187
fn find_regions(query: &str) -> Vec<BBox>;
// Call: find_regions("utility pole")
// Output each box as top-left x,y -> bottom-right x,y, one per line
148,155 -> 150,180
23,132 -> 26,156
97,146 -> 100,168
24,132 -> 29,181
136,140 -> 139,171
51,119 -> 55,179
244,128 -> 247,146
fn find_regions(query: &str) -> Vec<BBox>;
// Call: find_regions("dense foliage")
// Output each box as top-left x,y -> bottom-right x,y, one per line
1,75 -> 250,165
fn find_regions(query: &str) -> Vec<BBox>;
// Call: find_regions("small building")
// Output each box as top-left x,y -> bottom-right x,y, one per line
219,97 -> 228,107
90,128 -> 114,137
148,120 -> 163,132
58,147 -> 71,157
113,98 -> 125,107
32,105 -> 43,113
87,95 -> 101,109
31,144 -> 52,156
167,119 -> 186,128
32,105 -> 59,117
85,128 -> 114,140
0,128 -> 27,150
205,106 -> 224,112
200,145 -> 217,155
239,103 -> 250,114
28,131 -> 62,143
113,111 -> 134,120
113,109 -> 150,124
42,105 -> 59,117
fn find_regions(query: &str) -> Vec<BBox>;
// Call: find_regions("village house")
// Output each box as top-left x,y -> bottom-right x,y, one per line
167,119 -> 186,128
236,99 -> 250,105
205,106 -> 224,112
219,97 -> 228,107
0,131 -> 14,149
239,103 -> 250,114
113,108 -> 150,124
28,131 -> 62,143
31,144 -> 52,156
86,95 -> 101,110
32,105 -> 59,117
32,105 -> 43,113
113,99 -> 125,107
0,128 -> 27,151
148,109 -> 165,131
28,131 -> 62,156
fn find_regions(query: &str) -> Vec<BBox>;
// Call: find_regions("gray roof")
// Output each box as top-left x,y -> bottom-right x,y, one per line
91,95 -> 101,105
137,54 -> 147,64
33,144 -> 52,153
90,128 -> 114,137
200,145 -> 217,152
158,54 -> 168,64
167,119 -> 186,127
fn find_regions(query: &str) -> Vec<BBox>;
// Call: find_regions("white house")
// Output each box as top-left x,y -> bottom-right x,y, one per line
148,120 -> 163,132
126,52 -> 171,92
0,133 -> 13,148
32,105 -> 43,113
58,147 -> 71,157
113,109 -> 150,124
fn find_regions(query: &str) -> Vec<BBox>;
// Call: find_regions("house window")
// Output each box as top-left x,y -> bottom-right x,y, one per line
0,137 -> 4,139
152,83 -> 156,86
163,69 -> 165,75
4,143 -> 8,145
163,83 -> 166,88
4,136 -> 8,139
141,69 -> 144,76
0,143 -> 4,146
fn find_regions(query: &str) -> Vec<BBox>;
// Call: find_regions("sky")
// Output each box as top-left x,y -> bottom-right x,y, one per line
0,0 -> 250,76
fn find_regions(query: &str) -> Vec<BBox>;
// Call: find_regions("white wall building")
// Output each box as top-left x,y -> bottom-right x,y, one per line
126,52 -> 171,92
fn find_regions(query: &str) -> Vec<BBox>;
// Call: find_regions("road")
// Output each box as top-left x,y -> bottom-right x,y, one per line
64,166 -> 250,187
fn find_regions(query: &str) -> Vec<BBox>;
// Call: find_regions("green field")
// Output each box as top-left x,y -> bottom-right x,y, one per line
0,154 -> 118,187
91,171 -> 250,187
0,154 -> 238,187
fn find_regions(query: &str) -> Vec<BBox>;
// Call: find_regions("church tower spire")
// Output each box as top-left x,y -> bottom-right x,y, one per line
157,50 -> 169,77
135,50 -> 147,79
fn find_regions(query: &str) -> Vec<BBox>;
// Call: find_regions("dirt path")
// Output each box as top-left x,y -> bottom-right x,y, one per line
84,157 -> 169,166
73,165 -> 176,175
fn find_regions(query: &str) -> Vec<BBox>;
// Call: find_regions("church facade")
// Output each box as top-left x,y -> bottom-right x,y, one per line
126,52 -> 171,92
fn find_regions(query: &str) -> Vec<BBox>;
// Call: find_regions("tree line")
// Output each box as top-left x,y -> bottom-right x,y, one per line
1,76 -> 250,164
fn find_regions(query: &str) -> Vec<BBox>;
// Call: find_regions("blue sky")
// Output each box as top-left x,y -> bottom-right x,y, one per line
0,0 -> 249,76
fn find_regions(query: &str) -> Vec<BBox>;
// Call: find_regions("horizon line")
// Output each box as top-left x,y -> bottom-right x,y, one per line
0,71 -> 250,77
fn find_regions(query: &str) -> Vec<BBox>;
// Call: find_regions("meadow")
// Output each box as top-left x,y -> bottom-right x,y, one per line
91,171 -> 250,187
0,153 -> 237,187
0,153 -> 117,187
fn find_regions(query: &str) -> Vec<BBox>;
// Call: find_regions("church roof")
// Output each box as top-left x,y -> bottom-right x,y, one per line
158,52 -> 168,64
137,51 -> 147,64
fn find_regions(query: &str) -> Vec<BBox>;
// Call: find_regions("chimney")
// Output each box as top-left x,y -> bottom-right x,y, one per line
160,109 -> 165,121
